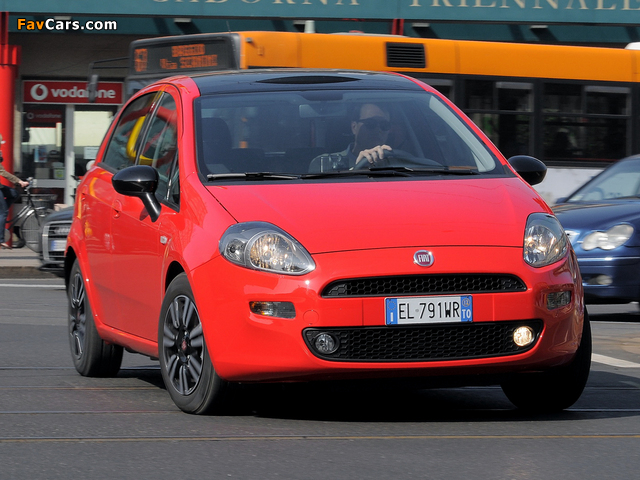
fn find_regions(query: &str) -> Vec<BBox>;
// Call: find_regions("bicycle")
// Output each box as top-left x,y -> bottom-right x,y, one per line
3,178 -> 55,251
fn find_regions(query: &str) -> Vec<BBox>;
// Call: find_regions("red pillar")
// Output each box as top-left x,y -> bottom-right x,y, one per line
391,19 -> 405,36
0,11 -> 21,186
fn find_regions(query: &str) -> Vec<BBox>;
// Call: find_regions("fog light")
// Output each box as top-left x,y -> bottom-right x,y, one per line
314,333 -> 339,355
587,274 -> 613,286
546,290 -> 572,310
249,301 -> 296,319
513,326 -> 535,347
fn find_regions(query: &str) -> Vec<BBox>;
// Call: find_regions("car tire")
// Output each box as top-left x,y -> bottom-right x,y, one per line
501,309 -> 592,413
158,273 -> 230,414
68,259 -> 123,377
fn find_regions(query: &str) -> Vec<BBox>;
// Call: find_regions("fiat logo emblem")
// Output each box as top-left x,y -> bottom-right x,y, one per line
413,250 -> 434,267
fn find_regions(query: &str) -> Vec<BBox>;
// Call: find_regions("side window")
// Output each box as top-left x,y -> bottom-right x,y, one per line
101,93 -> 160,171
168,163 -> 180,206
138,93 -> 179,206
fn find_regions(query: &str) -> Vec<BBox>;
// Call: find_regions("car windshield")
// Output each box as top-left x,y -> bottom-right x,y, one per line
194,90 -> 504,180
566,158 -> 640,202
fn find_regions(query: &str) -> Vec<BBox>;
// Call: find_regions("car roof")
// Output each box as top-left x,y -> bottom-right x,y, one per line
187,69 -> 428,95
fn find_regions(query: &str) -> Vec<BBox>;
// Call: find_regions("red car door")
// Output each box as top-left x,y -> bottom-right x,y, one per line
82,92 -> 160,328
108,89 -> 179,341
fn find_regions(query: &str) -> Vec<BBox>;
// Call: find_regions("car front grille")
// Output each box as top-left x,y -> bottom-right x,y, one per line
42,220 -> 71,264
322,274 -> 527,298
303,320 -> 543,362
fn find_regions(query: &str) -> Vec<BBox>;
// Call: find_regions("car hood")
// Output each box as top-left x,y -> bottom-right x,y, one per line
552,200 -> 640,230
44,206 -> 74,222
206,178 -> 547,253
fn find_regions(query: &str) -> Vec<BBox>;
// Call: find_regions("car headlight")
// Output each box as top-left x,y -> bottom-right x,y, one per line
581,224 -> 634,251
523,213 -> 569,267
219,222 -> 315,275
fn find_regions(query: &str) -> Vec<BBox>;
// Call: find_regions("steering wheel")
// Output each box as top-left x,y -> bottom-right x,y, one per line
353,148 -> 438,170
354,154 -> 390,170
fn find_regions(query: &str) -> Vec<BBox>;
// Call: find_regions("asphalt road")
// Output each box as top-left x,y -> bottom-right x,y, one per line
1,278 -> 639,480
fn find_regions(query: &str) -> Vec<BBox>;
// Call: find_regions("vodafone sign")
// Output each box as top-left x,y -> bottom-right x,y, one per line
23,80 -> 123,105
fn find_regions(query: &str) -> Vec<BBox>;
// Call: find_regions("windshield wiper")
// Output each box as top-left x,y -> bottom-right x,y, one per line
207,172 -> 301,181
207,167 -> 480,181
411,166 -> 480,175
302,166 -> 480,179
301,168 -> 413,179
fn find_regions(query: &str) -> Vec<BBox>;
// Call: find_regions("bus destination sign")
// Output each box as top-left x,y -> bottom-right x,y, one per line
131,38 -> 236,76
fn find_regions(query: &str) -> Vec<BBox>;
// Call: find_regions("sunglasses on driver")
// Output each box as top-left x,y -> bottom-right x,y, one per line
358,118 -> 391,132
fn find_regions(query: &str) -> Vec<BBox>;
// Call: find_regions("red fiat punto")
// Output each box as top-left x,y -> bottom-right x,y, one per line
65,70 -> 590,414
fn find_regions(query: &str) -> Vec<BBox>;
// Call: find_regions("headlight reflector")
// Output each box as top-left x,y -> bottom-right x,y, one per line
523,213 -> 568,267
581,224 -> 634,251
220,222 -> 315,275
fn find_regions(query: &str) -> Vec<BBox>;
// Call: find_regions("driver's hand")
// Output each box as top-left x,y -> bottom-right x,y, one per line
18,180 -> 29,188
355,145 -> 392,166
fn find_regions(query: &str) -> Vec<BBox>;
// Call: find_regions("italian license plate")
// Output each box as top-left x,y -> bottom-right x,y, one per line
385,295 -> 473,325
49,239 -> 67,252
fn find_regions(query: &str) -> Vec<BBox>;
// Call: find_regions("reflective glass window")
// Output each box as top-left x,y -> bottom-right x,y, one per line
137,93 -> 178,205
102,93 -> 160,171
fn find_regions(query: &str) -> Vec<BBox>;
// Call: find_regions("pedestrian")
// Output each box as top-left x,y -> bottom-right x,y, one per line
1,140 -> 30,249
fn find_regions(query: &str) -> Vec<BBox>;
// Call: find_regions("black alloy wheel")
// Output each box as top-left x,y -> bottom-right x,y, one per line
159,274 -> 230,414
68,259 -> 123,377
162,293 -> 206,396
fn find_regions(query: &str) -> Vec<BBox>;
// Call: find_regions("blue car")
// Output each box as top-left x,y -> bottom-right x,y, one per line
553,155 -> 640,304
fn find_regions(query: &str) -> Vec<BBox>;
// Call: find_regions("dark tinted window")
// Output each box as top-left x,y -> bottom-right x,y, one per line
543,84 -> 630,164
464,80 -> 533,159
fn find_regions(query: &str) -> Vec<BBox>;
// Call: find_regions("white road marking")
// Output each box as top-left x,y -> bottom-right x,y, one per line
0,284 -> 64,289
592,353 -> 640,368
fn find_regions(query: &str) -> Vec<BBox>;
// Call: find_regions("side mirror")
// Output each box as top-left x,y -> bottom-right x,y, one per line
507,155 -> 547,186
112,165 -> 161,222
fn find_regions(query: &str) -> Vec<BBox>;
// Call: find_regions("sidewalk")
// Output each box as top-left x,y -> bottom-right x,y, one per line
0,246 -> 57,278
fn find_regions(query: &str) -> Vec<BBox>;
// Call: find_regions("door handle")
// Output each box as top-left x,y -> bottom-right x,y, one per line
112,199 -> 122,219
80,186 -> 89,216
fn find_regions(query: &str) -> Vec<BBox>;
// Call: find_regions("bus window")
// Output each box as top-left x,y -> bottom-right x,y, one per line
464,80 -> 532,160
543,83 -> 582,114
497,82 -> 533,112
410,76 -> 454,101
543,83 -> 630,164
586,86 -> 629,115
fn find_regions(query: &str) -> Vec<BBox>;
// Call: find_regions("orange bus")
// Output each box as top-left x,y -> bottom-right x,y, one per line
126,31 -> 640,169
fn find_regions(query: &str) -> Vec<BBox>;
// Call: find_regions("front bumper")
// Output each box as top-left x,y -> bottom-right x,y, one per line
577,255 -> 640,303
191,246 -> 584,383
41,220 -> 71,270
